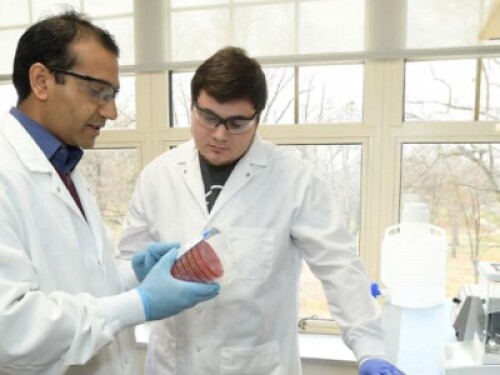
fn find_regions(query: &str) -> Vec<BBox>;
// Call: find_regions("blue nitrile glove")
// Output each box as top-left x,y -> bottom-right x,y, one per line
359,358 -> 405,375
132,241 -> 181,282
136,247 -> 220,321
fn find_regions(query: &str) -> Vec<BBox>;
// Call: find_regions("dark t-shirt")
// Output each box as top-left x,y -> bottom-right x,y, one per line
199,155 -> 238,212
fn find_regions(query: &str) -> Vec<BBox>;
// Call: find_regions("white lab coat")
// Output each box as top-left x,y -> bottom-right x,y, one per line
120,136 -> 386,375
0,113 -> 141,375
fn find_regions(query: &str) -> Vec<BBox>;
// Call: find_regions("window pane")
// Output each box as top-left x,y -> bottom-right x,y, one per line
299,64 -> 363,123
407,0 -> 493,49
171,0 -> 227,7
171,71 -> 194,128
0,83 -> 17,114
105,75 -> 136,130
281,144 -> 362,319
480,58 -> 500,121
0,28 -> 24,75
261,67 -> 294,125
84,0 -> 133,16
404,60 -> 476,121
233,3 -> 295,57
32,0 -> 81,21
96,17 -> 135,65
299,0 -> 364,54
0,0 -> 29,26
401,143 -> 500,298
79,148 -> 140,243
171,9 -> 230,61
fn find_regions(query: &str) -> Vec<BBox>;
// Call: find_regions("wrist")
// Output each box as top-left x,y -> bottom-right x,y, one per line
95,289 -> 146,333
136,287 -> 151,321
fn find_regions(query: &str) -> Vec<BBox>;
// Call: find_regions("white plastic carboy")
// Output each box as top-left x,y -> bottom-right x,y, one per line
381,202 -> 448,308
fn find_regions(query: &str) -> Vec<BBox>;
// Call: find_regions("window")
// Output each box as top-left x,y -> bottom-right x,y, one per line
79,148 -> 140,243
299,65 -> 363,123
405,60 -> 476,121
480,58 -> 500,121
405,58 -> 500,121
106,75 -> 136,130
402,58 -> 500,299
0,0 -> 135,74
169,0 -> 364,61
401,143 -> 500,294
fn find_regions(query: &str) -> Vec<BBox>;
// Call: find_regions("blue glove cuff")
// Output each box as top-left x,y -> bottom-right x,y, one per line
136,287 -> 151,321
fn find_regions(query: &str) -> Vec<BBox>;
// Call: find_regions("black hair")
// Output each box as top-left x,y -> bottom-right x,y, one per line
13,9 -> 119,103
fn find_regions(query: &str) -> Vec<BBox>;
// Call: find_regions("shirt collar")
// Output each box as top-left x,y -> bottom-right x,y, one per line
10,107 -> 83,174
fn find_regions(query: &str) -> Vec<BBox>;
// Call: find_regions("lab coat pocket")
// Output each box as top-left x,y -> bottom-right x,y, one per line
220,341 -> 283,375
227,228 -> 275,280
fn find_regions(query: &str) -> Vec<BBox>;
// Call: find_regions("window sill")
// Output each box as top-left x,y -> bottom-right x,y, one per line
299,332 -> 356,365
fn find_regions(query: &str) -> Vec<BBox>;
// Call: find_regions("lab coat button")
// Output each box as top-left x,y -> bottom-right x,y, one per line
196,307 -> 202,314
195,346 -> 201,352
246,173 -> 250,177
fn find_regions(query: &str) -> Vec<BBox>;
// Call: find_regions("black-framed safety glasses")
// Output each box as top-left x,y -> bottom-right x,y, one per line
193,101 -> 258,135
47,65 -> 119,103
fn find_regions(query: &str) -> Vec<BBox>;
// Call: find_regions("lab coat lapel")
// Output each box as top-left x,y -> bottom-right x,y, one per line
0,114 -> 86,221
209,135 -> 268,217
177,141 -> 210,215
50,171 -> 88,220
72,171 -> 105,259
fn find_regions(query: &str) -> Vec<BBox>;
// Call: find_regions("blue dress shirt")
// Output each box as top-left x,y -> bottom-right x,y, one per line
10,107 -> 83,173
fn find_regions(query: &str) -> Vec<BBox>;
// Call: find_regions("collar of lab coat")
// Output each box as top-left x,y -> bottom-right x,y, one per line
178,134 -> 270,168
0,112 -> 54,174
176,134 -> 270,216
0,112 -> 93,223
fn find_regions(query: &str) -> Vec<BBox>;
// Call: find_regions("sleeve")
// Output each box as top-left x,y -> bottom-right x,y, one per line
290,170 -> 387,363
0,187 -> 145,375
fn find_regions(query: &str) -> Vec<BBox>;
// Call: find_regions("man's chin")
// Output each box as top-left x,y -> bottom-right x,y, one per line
202,153 -> 234,167
81,140 -> 97,149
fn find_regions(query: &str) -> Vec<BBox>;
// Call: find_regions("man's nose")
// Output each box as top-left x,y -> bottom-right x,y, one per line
99,99 -> 118,120
212,121 -> 230,139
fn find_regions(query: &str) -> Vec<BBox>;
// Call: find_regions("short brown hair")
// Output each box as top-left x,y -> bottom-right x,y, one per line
191,47 -> 267,114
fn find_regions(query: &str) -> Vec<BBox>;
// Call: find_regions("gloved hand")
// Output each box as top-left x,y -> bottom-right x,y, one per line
132,241 -> 180,282
136,247 -> 220,321
359,358 -> 405,375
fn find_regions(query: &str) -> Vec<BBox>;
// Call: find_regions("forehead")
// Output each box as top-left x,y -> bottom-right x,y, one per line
197,90 -> 255,117
70,38 -> 119,87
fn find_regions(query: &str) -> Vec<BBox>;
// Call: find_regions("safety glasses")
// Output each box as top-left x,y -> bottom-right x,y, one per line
193,101 -> 258,135
47,65 -> 119,104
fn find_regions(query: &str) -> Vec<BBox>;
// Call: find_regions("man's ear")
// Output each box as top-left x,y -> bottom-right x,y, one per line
29,63 -> 52,101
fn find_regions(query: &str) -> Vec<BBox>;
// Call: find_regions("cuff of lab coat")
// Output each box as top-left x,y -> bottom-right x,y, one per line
96,289 -> 146,334
351,339 -> 386,364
